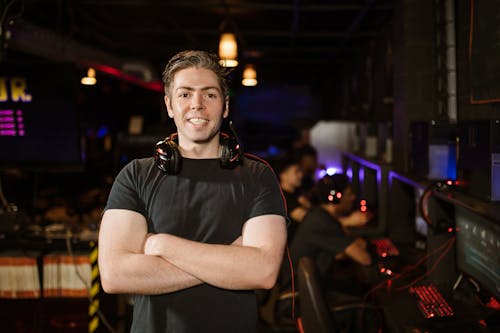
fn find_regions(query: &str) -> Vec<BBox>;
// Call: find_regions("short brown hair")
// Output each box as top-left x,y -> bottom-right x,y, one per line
162,50 -> 231,99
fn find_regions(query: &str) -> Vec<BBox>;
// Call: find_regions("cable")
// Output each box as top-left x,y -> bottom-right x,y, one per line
363,234 -> 457,302
418,181 -> 442,228
0,176 -> 11,210
244,151 -> 296,320
394,236 -> 456,291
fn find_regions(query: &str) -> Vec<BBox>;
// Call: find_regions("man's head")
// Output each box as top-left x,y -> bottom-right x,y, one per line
161,50 -> 232,152
294,144 -> 318,177
274,153 -> 303,192
162,50 -> 230,100
315,174 -> 356,214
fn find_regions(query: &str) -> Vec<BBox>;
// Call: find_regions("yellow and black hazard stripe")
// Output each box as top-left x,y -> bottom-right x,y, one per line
88,241 -> 100,333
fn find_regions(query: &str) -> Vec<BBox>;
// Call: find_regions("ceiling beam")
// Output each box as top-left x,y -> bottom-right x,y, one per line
78,0 -> 391,12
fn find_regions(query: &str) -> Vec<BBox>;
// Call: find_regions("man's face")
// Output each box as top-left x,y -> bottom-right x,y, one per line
164,67 -> 228,147
280,164 -> 303,190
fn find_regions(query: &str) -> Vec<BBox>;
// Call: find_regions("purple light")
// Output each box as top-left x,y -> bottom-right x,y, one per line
0,110 -> 13,116
0,130 -> 16,136
318,169 -> 327,179
16,110 -> 23,115
346,168 -> 353,179
17,117 -> 24,122
359,168 -> 365,183
0,116 -> 14,122
19,130 -> 25,136
326,167 -> 342,175
0,123 -> 15,129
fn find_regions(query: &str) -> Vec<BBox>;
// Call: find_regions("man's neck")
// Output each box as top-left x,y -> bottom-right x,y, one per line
178,136 -> 220,159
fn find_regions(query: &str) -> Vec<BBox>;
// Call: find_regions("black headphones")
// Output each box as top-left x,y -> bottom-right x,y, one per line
154,132 -> 242,174
327,188 -> 343,204
316,174 -> 349,204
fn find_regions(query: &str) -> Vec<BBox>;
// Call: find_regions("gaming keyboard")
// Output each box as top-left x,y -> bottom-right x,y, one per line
371,238 -> 400,258
409,284 -> 454,318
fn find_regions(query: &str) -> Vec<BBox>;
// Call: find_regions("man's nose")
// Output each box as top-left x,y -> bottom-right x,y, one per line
190,93 -> 204,109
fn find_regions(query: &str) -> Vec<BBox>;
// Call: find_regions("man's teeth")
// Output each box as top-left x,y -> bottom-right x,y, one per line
189,118 -> 208,125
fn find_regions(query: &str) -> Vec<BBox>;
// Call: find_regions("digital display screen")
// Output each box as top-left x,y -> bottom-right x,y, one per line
0,63 -> 82,170
455,206 -> 500,300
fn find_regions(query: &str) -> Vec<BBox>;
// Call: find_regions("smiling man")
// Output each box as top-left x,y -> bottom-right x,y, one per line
98,50 -> 287,333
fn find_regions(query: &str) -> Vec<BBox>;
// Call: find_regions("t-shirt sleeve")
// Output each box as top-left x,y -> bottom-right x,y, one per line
247,163 -> 286,220
104,160 -> 147,217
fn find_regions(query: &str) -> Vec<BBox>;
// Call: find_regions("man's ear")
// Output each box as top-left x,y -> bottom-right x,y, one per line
164,95 -> 174,118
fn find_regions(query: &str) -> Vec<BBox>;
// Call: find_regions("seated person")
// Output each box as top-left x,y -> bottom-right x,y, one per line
278,174 -> 372,303
292,144 -> 319,201
273,153 -> 312,239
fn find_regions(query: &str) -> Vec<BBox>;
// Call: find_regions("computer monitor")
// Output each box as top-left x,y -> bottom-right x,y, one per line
358,164 -> 379,218
0,63 -> 83,171
455,206 -> 500,301
388,172 -> 422,247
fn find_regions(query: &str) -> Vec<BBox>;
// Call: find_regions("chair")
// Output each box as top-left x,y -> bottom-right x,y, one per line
297,256 -> 381,333
297,256 -> 337,333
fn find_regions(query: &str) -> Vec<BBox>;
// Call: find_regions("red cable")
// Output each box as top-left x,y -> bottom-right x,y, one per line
244,152 -> 296,320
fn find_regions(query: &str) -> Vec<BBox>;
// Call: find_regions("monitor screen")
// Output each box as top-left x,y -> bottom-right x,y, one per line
0,63 -> 82,171
455,206 -> 500,300
359,165 -> 379,216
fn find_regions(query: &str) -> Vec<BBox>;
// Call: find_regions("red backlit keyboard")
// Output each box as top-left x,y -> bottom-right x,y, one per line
409,284 -> 454,318
371,238 -> 400,257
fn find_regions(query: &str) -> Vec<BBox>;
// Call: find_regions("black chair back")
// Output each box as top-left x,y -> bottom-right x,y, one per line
297,256 -> 338,333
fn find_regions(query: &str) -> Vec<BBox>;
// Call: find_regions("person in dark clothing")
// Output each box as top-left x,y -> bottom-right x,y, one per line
292,144 -> 319,201
98,50 -> 287,333
279,174 -> 372,296
273,153 -> 312,239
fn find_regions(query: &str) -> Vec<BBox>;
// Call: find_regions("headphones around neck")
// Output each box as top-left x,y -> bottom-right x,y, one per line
154,132 -> 242,174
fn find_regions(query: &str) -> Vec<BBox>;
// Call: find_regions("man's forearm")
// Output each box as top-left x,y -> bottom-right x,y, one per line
144,234 -> 281,290
99,250 -> 202,295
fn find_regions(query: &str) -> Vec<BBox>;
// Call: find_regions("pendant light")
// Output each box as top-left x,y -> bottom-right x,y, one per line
218,33 -> 238,67
242,64 -> 257,86
81,68 -> 97,85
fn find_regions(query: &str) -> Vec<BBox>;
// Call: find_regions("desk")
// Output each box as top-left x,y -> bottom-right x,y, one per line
378,285 -> 497,333
367,258 -> 499,333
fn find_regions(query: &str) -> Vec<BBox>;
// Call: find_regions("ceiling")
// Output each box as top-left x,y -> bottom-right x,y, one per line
3,0 -> 393,87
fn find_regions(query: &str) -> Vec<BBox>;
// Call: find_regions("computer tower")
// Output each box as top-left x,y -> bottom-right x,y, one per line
409,121 -> 457,180
457,119 -> 500,202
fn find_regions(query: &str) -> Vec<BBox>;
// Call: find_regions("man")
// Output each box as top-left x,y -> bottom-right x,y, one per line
98,50 -> 287,333
274,153 -> 311,239
280,174 -> 372,293
293,144 -> 319,201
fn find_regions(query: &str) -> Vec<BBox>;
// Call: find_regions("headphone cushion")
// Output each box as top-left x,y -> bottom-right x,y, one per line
219,135 -> 241,169
155,139 -> 182,174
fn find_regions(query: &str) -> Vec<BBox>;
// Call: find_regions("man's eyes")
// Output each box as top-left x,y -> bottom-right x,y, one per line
177,92 -> 219,98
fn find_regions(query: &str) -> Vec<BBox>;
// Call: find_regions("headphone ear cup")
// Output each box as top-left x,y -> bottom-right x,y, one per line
333,190 -> 342,204
219,133 -> 241,169
154,138 -> 182,174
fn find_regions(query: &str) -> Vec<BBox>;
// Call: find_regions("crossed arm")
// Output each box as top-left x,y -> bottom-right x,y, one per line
98,209 -> 287,295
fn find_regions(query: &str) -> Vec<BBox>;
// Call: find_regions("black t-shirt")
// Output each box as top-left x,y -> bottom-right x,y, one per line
280,206 -> 354,291
104,156 -> 285,333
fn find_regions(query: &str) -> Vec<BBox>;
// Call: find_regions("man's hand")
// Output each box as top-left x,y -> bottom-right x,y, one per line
340,210 -> 373,227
